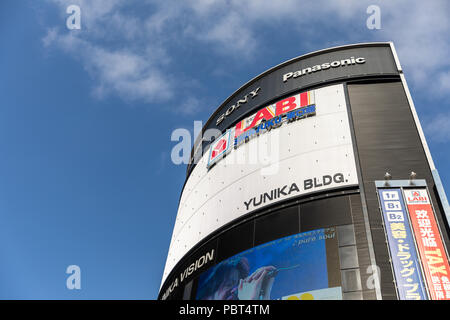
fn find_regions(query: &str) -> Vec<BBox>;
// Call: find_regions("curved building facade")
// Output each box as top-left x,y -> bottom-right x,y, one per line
159,42 -> 450,300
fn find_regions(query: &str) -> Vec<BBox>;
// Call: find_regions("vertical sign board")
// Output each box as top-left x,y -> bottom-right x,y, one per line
378,188 -> 428,300
404,189 -> 450,300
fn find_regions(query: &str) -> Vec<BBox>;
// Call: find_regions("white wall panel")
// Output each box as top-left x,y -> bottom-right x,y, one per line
162,84 -> 359,284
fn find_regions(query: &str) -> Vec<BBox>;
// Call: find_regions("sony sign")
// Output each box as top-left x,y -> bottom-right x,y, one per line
216,87 -> 261,126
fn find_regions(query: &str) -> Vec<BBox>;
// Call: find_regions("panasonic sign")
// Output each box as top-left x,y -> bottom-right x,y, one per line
283,57 -> 366,83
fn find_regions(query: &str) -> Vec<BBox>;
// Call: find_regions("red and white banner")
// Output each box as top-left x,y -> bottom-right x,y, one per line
405,189 -> 450,300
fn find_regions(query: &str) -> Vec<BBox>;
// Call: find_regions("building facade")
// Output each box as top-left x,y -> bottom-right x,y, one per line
159,42 -> 450,300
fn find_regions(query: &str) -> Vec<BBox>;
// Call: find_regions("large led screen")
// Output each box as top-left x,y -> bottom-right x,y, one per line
195,228 -> 342,300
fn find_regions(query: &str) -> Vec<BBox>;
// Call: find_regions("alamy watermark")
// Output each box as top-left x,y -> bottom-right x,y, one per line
366,264 -> 381,291
366,5 -> 381,30
66,5 -> 81,30
170,121 -> 281,175
66,265 -> 81,290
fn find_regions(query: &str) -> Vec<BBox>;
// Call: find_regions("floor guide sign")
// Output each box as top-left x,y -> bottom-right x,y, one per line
378,187 -> 450,300
378,188 -> 427,300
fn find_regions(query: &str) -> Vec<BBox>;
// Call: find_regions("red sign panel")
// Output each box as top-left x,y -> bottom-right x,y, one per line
207,130 -> 232,168
211,139 -> 227,159
405,189 -> 450,300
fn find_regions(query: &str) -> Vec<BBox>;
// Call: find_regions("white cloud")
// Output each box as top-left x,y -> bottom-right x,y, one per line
425,114 -> 450,143
438,72 -> 450,93
379,1 -> 450,94
44,30 -> 173,102
43,0 -> 450,106
177,96 -> 202,116
199,12 -> 256,55
42,27 -> 58,47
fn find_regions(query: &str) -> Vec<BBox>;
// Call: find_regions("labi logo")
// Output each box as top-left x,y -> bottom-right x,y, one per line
406,190 -> 429,204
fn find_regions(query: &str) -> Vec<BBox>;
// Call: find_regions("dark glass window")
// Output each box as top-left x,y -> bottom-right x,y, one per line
254,205 -> 299,246
300,196 -> 352,231
217,220 -> 254,262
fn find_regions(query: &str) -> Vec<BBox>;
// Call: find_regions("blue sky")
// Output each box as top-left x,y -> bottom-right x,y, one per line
1,0 -> 449,299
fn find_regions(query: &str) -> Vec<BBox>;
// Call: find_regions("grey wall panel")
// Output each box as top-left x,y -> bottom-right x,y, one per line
349,194 -> 376,299
348,81 -> 450,300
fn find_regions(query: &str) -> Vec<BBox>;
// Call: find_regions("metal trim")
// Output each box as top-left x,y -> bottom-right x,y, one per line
389,42 -> 436,171
432,169 -> 450,228
344,82 -> 382,300
375,179 -> 428,188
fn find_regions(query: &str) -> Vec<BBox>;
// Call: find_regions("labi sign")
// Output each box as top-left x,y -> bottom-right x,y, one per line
207,89 -> 316,169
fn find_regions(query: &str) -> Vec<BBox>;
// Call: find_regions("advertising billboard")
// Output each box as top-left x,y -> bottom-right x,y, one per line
404,189 -> 450,300
378,188 -> 427,300
195,228 -> 341,300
